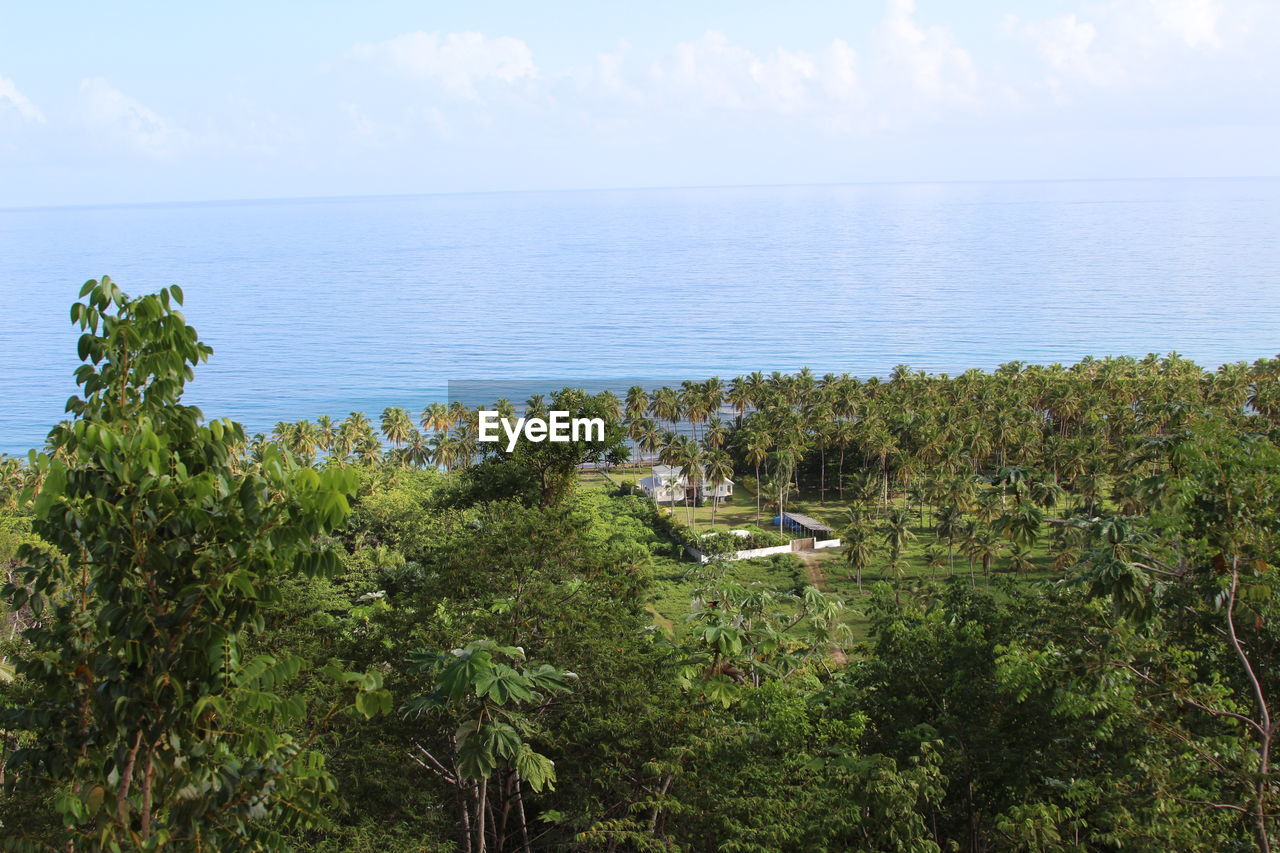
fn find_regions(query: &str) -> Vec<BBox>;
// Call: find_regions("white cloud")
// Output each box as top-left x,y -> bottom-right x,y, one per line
80,77 -> 184,154
1010,13 -> 1113,86
349,31 -> 536,99
873,0 -> 978,107
626,0 -> 979,127
322,0 -> 1278,184
343,102 -> 378,140
1007,0 -> 1236,94
645,31 -> 862,117
1153,0 -> 1224,49
0,75 -> 45,123
653,31 -> 782,111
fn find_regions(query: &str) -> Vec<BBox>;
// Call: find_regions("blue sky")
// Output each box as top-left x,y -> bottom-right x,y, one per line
1,0 -> 1276,206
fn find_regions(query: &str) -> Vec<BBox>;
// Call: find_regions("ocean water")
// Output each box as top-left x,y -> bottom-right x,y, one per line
1,179 -> 1278,455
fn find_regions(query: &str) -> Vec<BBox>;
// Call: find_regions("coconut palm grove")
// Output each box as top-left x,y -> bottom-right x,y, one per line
1,278 -> 1279,851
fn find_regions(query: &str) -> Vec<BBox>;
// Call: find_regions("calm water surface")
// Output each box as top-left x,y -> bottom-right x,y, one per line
1,179 -> 1278,454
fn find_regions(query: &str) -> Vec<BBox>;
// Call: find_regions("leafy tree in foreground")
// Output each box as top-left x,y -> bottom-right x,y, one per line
403,640 -> 575,853
2,278 -> 387,851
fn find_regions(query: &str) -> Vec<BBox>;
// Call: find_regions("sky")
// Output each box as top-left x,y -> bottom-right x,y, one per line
1,0 -> 1277,207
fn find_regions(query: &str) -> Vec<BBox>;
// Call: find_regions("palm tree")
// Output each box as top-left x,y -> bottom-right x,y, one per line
404,428 -> 431,468
680,380 -> 709,442
356,436 -> 383,467
886,552 -> 909,590
447,400 -> 469,429
658,434 -> 698,521
962,523 -> 1001,581
703,376 -> 725,414
292,420 -> 320,461
881,507 -> 916,564
315,415 -> 337,454
333,419 -> 362,463
597,390 -> 623,425
1029,477 -> 1066,510
933,504 -> 963,573
832,418 -> 857,499
637,420 -> 663,465
726,377 -> 752,420
907,478 -> 930,527
650,386 -> 682,430
810,408 -> 834,504
271,421 -> 295,447
625,385 -> 649,423
675,439 -> 705,526
861,421 -> 897,510
944,475 -> 977,512
994,502 -> 1044,550
847,469 -> 881,517
704,449 -> 733,528
974,488 -> 1003,524
1007,543 -> 1037,574
380,406 -> 413,448
771,445 -> 798,537
743,431 -> 770,525
430,432 -> 460,472
842,520 -> 876,592
923,546 -> 947,579
627,415 -> 655,465
704,417 -> 728,451
420,401 -> 451,436
494,397 -> 517,423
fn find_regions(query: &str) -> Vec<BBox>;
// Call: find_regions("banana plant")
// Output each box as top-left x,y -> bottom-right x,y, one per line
403,639 -> 575,853
670,581 -> 848,706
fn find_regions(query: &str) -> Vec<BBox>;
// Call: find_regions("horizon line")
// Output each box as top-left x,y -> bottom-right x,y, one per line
4,174 -> 1279,215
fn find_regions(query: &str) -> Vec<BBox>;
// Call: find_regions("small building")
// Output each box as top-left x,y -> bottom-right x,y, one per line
640,464 -> 733,505
772,512 -> 834,538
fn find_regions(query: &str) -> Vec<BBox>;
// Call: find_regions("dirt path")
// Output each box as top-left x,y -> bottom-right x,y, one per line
798,551 -> 849,666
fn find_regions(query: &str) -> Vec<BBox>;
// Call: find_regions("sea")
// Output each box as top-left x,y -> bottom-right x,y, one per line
2,179 -> 1278,455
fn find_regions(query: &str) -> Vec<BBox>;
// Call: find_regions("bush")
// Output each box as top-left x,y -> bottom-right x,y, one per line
735,525 -> 787,549
697,531 -> 742,559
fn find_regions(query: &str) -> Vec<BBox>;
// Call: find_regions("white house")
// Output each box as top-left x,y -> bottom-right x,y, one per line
639,464 -> 733,505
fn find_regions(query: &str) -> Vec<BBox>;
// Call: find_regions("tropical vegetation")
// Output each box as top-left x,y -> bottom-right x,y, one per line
2,279 -> 1279,851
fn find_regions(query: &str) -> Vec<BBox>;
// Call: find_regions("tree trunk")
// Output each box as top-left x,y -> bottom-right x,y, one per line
475,780 -> 488,853
498,773 -> 512,852
514,774 -> 532,853
117,729 -> 143,830
754,462 -> 761,524
648,773 -> 674,838
486,779 -> 498,852
1228,562 -> 1274,853
140,745 -> 156,841
460,786 -> 474,853
838,447 -> 845,498
819,446 -> 826,505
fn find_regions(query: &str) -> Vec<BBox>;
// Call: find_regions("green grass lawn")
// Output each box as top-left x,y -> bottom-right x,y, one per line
579,465 -> 649,492
649,480 -> 854,535
645,552 -> 806,626
581,468 -> 1071,653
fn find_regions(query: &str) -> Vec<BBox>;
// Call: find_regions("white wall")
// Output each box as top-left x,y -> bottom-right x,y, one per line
685,540 -> 834,564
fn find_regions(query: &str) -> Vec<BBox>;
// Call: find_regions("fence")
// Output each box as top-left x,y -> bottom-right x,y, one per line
685,537 -> 842,564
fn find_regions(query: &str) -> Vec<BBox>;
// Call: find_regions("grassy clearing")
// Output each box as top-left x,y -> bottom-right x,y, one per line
644,480 -> 855,534
581,469 -> 1069,651
645,553 -> 805,626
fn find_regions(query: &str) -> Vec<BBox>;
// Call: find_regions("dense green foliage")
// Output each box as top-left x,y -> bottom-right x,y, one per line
2,280 -> 1280,851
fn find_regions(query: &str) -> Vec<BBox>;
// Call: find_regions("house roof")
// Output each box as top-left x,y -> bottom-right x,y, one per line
650,464 -> 734,485
780,512 -> 833,533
